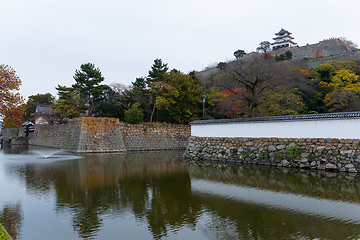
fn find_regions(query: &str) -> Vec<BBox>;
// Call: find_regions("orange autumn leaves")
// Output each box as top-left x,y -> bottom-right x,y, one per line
0,64 -> 24,128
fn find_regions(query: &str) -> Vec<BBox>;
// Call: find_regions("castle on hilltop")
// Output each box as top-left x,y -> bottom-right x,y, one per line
195,29 -> 360,82
271,28 -> 297,50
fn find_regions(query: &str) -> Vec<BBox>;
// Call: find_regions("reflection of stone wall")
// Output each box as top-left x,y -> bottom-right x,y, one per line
29,117 -> 190,152
185,159 -> 360,203
184,136 -> 360,173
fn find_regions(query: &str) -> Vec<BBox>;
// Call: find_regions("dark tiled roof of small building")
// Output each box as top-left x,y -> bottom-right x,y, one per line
34,105 -> 54,114
190,112 -> 360,125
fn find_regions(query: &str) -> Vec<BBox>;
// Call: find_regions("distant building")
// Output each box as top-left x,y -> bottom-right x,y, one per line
271,28 -> 297,50
32,105 -> 58,125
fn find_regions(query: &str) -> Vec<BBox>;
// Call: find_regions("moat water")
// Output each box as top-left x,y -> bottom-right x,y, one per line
1,145 -> 360,240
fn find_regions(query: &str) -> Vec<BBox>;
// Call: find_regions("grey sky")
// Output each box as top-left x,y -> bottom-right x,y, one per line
1,0 -> 359,100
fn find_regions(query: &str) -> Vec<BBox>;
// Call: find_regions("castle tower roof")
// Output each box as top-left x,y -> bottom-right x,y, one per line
275,28 -> 292,35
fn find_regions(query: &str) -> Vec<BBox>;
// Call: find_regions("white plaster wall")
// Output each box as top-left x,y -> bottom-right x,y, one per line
191,118 -> 360,139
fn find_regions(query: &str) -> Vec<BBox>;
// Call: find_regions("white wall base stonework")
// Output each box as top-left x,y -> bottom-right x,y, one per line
184,112 -> 360,173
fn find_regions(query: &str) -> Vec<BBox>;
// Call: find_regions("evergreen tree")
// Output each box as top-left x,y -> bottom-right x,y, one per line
233,49 -> 246,59
148,59 -> 168,83
72,63 -> 106,116
124,103 -> 144,124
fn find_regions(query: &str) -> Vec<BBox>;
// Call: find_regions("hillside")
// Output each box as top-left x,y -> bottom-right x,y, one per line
196,38 -> 360,87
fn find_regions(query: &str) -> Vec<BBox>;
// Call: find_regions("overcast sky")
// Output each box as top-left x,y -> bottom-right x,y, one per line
2,0 -> 360,100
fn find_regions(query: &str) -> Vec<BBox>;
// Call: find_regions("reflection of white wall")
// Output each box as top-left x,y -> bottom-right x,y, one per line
191,118 -> 360,139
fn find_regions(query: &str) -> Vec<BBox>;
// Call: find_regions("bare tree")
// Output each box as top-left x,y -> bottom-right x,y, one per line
214,55 -> 304,117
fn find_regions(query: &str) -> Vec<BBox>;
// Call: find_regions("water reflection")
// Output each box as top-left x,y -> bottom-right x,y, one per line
185,160 -> 360,204
4,151 -> 202,239
0,202 -> 23,240
1,148 -> 360,239
1,145 -> 29,155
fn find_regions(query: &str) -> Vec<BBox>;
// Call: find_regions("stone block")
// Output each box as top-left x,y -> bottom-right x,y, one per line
268,145 -> 277,151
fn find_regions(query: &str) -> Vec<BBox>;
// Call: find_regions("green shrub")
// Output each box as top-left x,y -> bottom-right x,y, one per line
231,148 -> 238,156
287,142 -> 301,159
124,103 -> 144,124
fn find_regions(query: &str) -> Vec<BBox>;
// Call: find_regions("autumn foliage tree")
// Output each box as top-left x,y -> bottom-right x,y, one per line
322,69 -> 360,112
0,64 -> 24,128
2,105 -> 25,128
214,55 -> 305,117
218,88 -> 246,118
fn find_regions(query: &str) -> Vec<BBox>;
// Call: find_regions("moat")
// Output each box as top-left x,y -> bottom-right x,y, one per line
1,145 -> 360,239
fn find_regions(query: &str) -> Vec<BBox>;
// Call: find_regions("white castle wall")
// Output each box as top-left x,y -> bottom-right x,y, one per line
191,118 -> 360,139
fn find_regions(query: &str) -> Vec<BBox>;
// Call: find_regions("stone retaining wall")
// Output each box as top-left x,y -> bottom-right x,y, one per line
183,136 -> 360,173
0,128 -> 27,145
30,119 -> 82,151
120,124 -> 190,151
272,39 -> 358,60
29,117 -> 190,152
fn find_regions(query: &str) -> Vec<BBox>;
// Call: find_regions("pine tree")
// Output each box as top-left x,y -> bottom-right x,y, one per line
72,63 -> 106,116
147,59 -> 168,83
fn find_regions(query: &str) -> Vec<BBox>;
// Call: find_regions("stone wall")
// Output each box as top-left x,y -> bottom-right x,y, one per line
305,50 -> 360,69
120,124 -> 190,151
78,117 -> 126,152
29,117 -> 190,152
184,136 -> 360,173
272,39 -> 358,60
31,118 -> 80,151
1,128 -> 20,138
30,117 -> 125,152
0,128 -> 27,145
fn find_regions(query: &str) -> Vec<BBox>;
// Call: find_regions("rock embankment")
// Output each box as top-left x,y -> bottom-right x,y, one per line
184,136 -> 360,173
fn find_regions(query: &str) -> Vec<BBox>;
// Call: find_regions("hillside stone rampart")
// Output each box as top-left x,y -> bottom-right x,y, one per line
271,39 -> 358,60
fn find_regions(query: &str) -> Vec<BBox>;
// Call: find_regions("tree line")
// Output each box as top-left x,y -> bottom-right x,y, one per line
2,55 -> 360,128
203,54 -> 360,119
17,59 -> 203,125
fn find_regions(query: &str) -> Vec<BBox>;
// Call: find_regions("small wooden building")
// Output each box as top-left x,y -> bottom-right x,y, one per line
32,105 -> 58,125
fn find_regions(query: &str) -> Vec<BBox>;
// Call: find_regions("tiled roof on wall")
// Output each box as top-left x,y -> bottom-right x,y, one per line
190,112 -> 360,125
